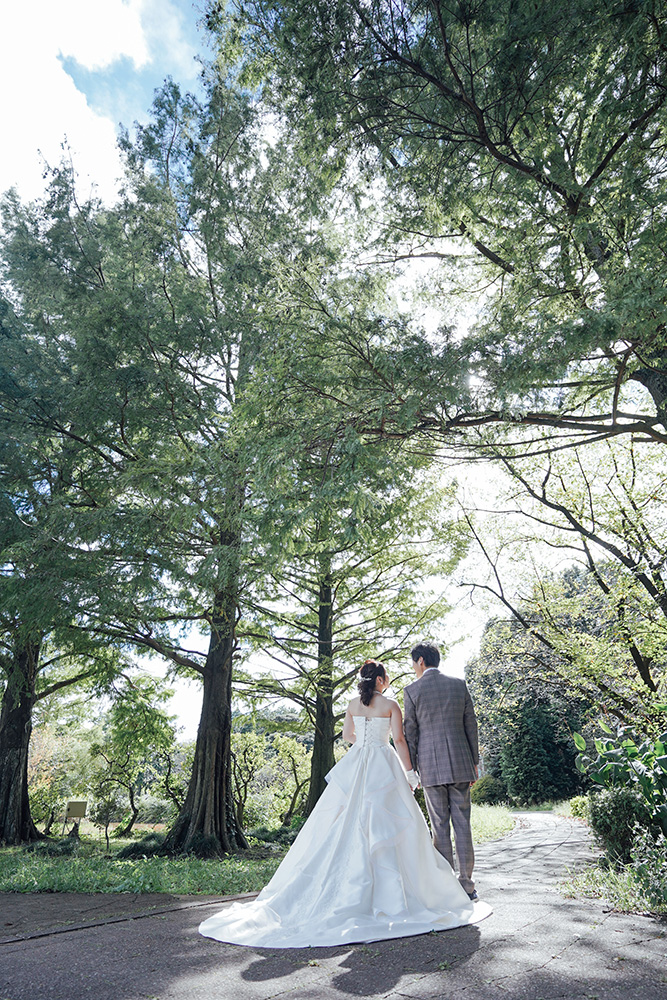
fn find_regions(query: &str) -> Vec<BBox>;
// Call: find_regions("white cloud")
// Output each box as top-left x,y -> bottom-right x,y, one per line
138,0 -> 201,79
47,0 -> 149,71
0,0 -> 199,204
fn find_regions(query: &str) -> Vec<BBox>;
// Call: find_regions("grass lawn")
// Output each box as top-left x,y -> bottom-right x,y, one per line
0,842 -> 286,895
0,803 -> 515,896
471,803 -> 515,843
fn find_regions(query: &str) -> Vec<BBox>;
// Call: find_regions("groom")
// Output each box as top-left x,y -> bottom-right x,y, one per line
403,641 -> 480,900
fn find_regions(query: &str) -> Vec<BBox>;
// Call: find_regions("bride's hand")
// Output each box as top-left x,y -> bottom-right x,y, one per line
405,769 -> 420,792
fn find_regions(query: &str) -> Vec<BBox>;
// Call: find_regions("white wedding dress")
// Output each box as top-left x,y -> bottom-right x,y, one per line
199,716 -> 492,948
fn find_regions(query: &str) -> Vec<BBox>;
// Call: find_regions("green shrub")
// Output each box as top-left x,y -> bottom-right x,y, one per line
24,838 -> 78,857
587,786 -> 651,864
136,795 -> 175,825
471,774 -> 507,805
501,702 -> 582,804
574,725 -> 667,835
249,825 -> 299,845
630,829 -> 667,908
116,832 -> 166,859
569,795 -> 589,819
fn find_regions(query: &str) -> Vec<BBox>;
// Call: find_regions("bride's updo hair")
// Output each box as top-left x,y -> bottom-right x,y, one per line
358,659 -> 387,706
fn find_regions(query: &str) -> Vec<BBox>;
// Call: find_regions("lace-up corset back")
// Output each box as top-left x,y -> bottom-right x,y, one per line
353,715 -> 391,748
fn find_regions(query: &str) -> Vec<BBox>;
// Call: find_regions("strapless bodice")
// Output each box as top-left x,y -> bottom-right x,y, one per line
353,715 -> 391,748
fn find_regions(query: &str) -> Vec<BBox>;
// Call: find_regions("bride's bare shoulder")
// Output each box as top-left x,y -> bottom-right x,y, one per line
370,693 -> 394,716
347,696 -> 363,713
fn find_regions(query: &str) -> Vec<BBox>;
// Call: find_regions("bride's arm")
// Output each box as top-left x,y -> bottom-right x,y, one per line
342,707 -> 356,743
389,701 -> 413,772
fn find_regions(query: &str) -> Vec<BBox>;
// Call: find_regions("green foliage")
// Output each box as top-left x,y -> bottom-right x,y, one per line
569,796 -> 589,820
562,862 -> 667,916
227,0 -> 667,449
27,724 -> 95,833
231,731 -> 273,829
587,787 -> 651,865
575,726 -> 667,836
116,833 -> 167,859
471,444 -> 667,727
248,825 -> 301,846
499,701 -> 583,805
88,675 -> 179,837
232,728 -> 312,830
23,839 -> 77,857
468,621 -> 588,805
88,786 -> 125,852
630,829 -> 667,908
470,775 -> 507,806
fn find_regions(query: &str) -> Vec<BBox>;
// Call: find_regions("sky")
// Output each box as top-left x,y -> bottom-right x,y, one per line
0,0 -> 210,205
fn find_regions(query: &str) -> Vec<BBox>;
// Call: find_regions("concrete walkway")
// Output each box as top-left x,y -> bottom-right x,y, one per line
1,812 -> 666,1000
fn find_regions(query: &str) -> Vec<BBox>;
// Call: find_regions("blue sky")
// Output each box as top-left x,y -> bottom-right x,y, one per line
0,0 -> 212,203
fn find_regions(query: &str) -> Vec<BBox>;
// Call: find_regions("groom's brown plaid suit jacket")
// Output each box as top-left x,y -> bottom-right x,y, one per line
403,668 -> 479,786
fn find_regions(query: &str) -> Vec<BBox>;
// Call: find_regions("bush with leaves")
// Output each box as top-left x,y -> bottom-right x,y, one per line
471,774 -> 507,806
23,838 -> 78,857
630,829 -> 667,908
231,728 -> 312,832
587,786 -> 652,864
574,723 -> 667,836
88,788 -> 125,852
569,795 -> 589,820
499,701 -> 582,805
116,832 -> 167,859
89,676 -> 179,838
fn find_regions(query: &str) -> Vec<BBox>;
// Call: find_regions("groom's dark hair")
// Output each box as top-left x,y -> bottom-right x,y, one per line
411,641 -> 440,668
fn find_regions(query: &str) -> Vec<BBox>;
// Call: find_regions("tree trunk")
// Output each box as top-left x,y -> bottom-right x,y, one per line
114,785 -> 139,838
163,585 -> 248,855
164,327 -> 254,855
633,351 -> 667,422
43,806 -> 56,837
305,567 -> 336,815
281,776 -> 309,826
0,639 -> 43,845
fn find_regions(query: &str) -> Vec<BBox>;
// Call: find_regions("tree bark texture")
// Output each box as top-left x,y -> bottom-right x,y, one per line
305,569 -> 336,815
0,639 -> 43,845
164,585 -> 248,855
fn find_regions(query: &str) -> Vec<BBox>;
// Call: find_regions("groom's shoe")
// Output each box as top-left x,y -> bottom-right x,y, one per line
467,890 -> 479,901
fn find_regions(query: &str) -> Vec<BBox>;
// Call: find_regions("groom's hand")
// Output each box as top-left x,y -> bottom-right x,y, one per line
470,764 -> 479,787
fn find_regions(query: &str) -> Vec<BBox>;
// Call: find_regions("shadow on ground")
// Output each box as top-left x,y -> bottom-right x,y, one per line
2,813 -> 666,1000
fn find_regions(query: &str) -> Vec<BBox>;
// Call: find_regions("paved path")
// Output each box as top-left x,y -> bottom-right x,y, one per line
1,812 -> 666,1000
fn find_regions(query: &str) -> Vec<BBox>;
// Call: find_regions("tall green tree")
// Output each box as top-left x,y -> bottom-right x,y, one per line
1,283 -> 140,843
2,62 -> 428,849
241,464 -> 464,809
1,77 -> 278,851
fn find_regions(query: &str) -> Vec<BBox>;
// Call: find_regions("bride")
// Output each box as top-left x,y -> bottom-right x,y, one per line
199,659 -> 492,948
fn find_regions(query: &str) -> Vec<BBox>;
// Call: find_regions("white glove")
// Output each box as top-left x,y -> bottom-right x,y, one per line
405,769 -> 420,791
